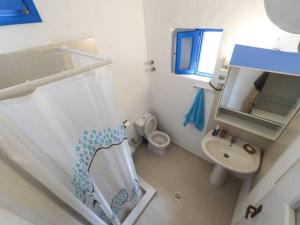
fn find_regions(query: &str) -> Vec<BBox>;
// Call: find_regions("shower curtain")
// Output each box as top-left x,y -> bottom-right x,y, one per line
0,66 -> 141,225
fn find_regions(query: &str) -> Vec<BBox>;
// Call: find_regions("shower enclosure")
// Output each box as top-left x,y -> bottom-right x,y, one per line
0,38 -> 155,225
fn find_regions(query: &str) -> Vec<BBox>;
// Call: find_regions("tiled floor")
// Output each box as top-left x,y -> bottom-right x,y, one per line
134,143 -> 241,225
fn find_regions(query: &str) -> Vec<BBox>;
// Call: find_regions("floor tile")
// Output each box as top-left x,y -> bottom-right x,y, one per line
134,143 -> 241,225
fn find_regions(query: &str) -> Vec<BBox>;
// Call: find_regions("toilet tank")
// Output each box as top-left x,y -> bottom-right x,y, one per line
134,113 -> 151,136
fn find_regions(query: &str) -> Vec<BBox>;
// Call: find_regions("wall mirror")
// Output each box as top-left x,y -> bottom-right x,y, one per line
216,45 -> 300,140
220,68 -> 300,125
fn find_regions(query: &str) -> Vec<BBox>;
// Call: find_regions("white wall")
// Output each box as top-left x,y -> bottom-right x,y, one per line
0,0 -> 150,139
231,111 -> 300,224
254,110 -> 300,185
142,0 -> 300,158
0,155 -> 87,225
0,0 -> 149,223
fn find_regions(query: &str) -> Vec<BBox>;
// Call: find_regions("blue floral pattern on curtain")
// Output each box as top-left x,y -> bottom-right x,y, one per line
72,123 -> 140,222
73,123 -> 126,201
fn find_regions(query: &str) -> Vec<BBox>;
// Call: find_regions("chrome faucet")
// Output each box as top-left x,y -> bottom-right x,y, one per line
230,136 -> 237,144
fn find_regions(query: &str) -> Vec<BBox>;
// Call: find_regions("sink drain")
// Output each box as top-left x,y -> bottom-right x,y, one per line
224,153 -> 229,158
174,192 -> 182,200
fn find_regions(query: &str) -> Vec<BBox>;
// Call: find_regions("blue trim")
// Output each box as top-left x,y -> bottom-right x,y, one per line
195,30 -> 204,75
194,71 -> 214,78
196,29 -> 223,77
175,28 -> 223,77
0,0 -> 24,16
175,30 -> 201,74
0,0 -> 42,26
197,28 -> 224,33
230,45 -> 300,76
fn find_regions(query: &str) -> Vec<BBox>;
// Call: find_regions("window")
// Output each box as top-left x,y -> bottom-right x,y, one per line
0,0 -> 42,26
175,29 -> 223,77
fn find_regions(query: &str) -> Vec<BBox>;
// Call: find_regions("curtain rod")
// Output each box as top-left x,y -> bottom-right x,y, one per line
0,50 -> 112,100
60,47 -> 109,60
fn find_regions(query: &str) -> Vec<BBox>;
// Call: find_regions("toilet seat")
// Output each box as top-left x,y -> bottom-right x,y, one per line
143,115 -> 157,137
148,131 -> 170,148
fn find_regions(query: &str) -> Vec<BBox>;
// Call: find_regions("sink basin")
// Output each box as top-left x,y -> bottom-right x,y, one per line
201,131 -> 261,186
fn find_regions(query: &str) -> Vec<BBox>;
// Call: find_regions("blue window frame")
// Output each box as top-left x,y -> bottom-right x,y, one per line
175,29 -> 223,77
0,0 -> 42,26
175,30 -> 201,74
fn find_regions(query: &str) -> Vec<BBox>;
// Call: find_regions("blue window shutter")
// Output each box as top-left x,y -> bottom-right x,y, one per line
0,0 -> 25,16
0,0 -> 24,10
175,30 -> 201,74
0,0 -> 42,26
195,29 -> 223,77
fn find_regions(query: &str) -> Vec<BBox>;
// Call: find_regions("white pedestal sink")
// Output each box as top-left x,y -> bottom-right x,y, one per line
201,131 -> 261,187
210,164 -> 228,186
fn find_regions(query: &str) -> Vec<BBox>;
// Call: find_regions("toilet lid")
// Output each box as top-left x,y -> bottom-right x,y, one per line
144,115 -> 157,137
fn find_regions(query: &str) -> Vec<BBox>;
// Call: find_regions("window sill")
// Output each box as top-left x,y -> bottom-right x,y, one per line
181,74 -> 211,83
173,74 -> 215,92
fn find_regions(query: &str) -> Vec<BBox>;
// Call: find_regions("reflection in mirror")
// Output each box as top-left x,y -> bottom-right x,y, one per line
221,67 -> 300,125
296,206 -> 300,225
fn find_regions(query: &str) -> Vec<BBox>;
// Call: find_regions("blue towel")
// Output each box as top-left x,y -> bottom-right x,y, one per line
183,88 -> 205,131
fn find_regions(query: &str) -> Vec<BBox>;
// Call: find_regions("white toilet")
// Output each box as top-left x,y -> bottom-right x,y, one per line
135,113 -> 170,156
